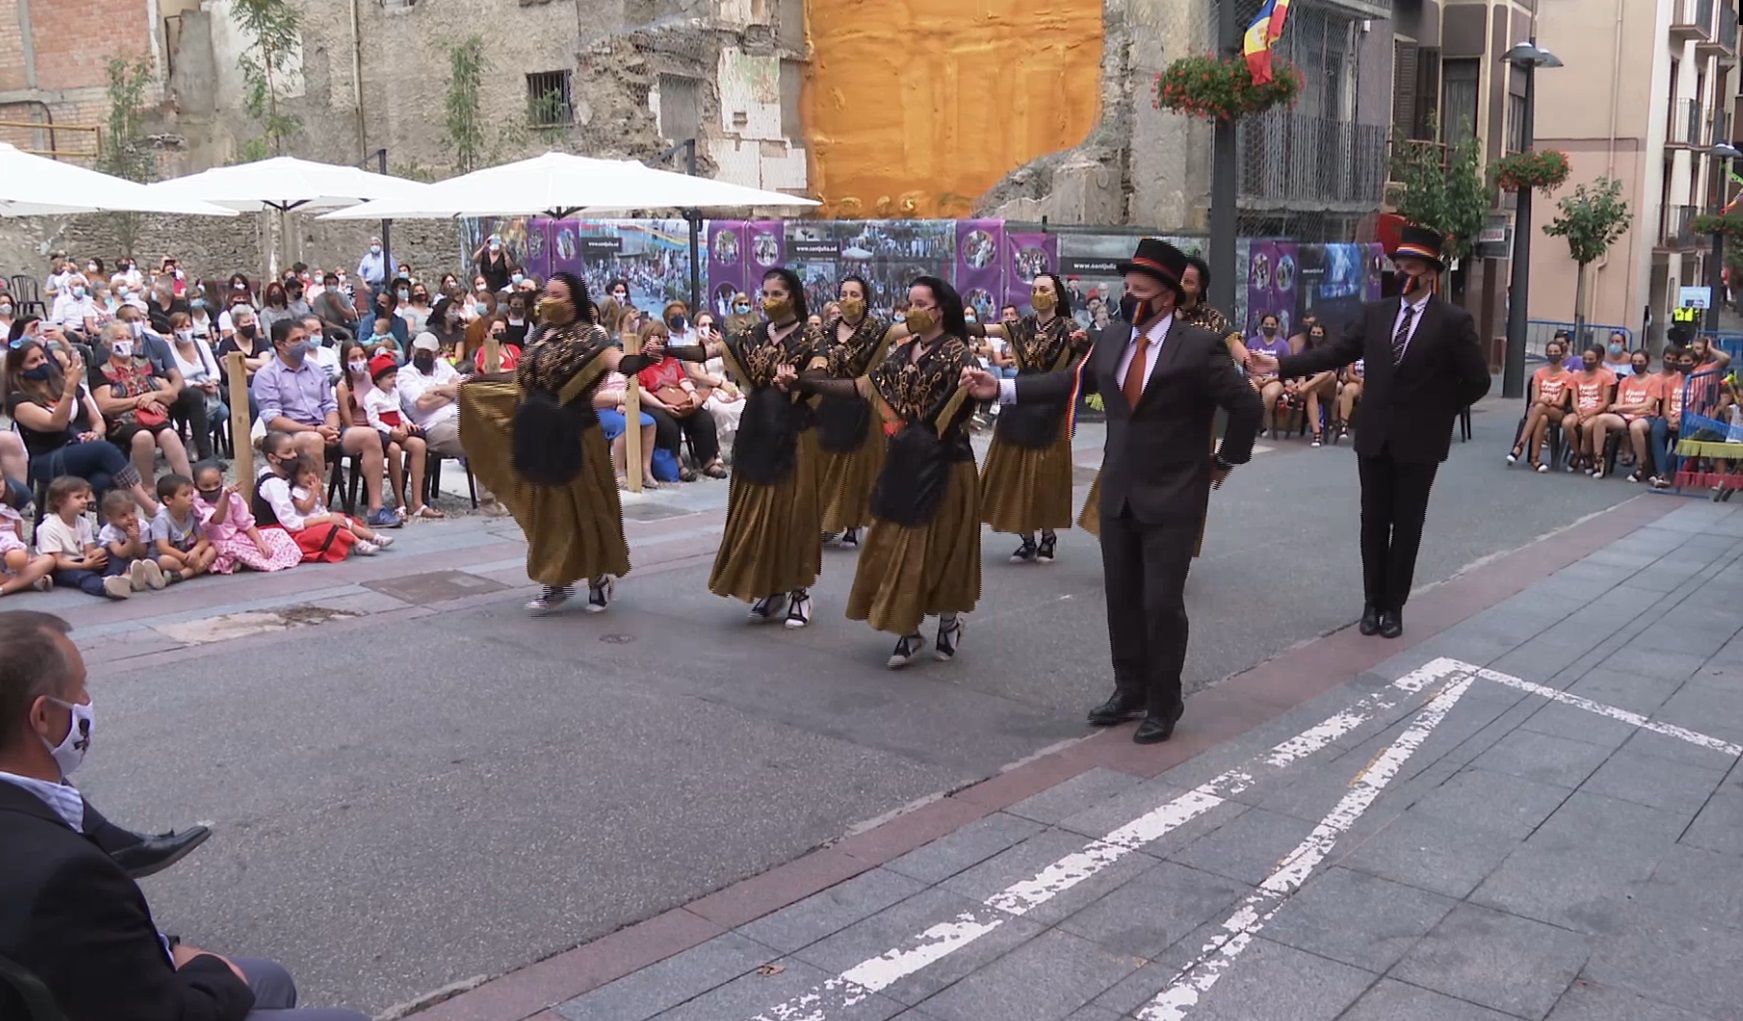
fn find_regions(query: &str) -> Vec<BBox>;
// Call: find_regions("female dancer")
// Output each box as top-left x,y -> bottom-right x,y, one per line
458,272 -> 665,615
789,276 -> 981,668
977,273 -> 1083,563
817,275 -> 899,548
668,268 -> 829,628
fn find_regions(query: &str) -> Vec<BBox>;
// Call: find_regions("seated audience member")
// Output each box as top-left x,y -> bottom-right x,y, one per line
301,314 -> 344,385
634,320 -> 728,480
167,311 -> 229,440
0,485 -> 54,596
1562,344 -> 1617,475
36,477 -> 133,600
253,320 -> 397,529
5,341 -> 160,515
691,312 -> 743,450
363,355 -> 434,520
215,305 -> 269,392
187,287 -> 217,342
397,332 -> 508,516
1335,358 -> 1364,441
97,489 -> 172,590
89,321 -> 194,484
472,317 -> 521,373
1601,330 -> 1634,377
312,271 -> 358,332
1692,334 -> 1734,372
192,461 -> 301,573
1600,349 -> 1661,483
1246,313 -> 1293,434
0,609 -> 372,1021
49,275 -> 100,338
595,370 -> 660,488
1511,337 -> 1573,472
1289,321 -> 1337,447
285,454 -> 390,557
1650,346 -> 1694,488
252,435 -> 387,561
358,290 -> 406,359
113,301 -> 214,458
150,473 -> 218,580
501,292 -> 532,347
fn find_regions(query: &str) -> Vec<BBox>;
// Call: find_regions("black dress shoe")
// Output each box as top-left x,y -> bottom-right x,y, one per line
1132,700 -> 1185,744
1379,610 -> 1404,640
1086,694 -> 1146,727
1359,603 -> 1382,636
110,826 -> 211,880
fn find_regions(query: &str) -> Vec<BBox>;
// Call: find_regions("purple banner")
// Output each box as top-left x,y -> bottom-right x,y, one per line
953,219 -> 1004,320
706,220 -> 749,319
1004,232 -> 1059,310
1243,241 -> 1299,337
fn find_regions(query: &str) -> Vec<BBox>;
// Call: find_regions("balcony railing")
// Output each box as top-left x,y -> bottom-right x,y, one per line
1236,110 -> 1388,210
1668,98 -> 1706,147
1662,204 -> 1700,248
1719,0 -> 1739,57
1672,0 -> 1716,40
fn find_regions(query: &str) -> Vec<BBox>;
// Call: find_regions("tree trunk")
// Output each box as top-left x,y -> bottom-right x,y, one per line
1572,261 -> 1590,348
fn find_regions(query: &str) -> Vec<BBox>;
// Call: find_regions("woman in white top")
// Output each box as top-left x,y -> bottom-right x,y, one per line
166,311 -> 228,427
186,288 -> 216,342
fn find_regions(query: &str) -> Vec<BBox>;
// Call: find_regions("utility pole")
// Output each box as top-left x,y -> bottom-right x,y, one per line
1209,0 -> 1241,315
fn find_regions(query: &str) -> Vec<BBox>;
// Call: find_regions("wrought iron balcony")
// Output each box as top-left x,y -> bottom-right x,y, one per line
1236,110 -> 1389,212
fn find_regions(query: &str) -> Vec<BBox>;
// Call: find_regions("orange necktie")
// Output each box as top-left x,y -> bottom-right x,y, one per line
1123,336 -> 1151,408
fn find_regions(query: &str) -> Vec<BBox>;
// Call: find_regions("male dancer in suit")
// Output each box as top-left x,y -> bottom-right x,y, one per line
1249,225 -> 1490,638
965,239 -> 1262,743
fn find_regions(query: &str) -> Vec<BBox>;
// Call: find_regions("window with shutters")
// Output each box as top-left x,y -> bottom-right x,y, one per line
1393,41 -> 1419,141
1442,59 -> 1480,149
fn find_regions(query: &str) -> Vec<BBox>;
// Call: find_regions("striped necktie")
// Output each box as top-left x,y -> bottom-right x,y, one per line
1392,304 -> 1417,365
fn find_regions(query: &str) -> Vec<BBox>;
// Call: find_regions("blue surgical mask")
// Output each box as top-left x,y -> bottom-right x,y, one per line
72,286 -> 86,299
190,298 -> 207,310
511,273 -> 524,285
1608,342 -> 1624,355
734,304 -> 750,314
475,303 -> 489,315
371,245 -> 382,255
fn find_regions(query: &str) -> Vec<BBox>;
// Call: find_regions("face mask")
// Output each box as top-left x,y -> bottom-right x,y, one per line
110,340 -> 134,359
190,299 -> 206,310
348,360 -> 368,375
174,270 -> 184,280
0,304 -> 12,317
965,311 -> 978,323
668,314 -> 687,331
1583,358 -> 1599,371
613,292 -> 628,302
508,311 -> 525,322
471,302 -> 491,316
239,325 -> 257,340
175,329 -> 193,342
762,296 -> 793,321
838,296 -> 865,320
397,289 -> 410,300
72,287 -> 86,299
86,265 -> 98,275
511,273 -> 524,284
233,282 -> 247,291
535,297 -> 574,325
734,304 -> 750,315
117,288 -> 131,300
41,697 -> 94,778
371,245 -> 382,255
489,241 -> 501,252
128,321 -> 144,337
1609,342 -> 1624,355
1119,293 -> 1159,325
1547,353 -> 1563,366
22,364 -> 53,382
197,488 -> 223,503
1031,289 -> 1057,312
1260,325 -> 1277,337
904,307 -> 936,335
1633,363 -> 1650,375
413,353 -> 436,372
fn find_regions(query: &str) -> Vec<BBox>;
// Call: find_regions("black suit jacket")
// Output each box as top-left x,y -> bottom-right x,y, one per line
1016,317 -> 1262,524
0,782 -> 256,1021
1279,295 -> 1490,463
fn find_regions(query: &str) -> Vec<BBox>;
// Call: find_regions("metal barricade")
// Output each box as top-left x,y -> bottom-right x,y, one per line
1524,320 -> 1634,360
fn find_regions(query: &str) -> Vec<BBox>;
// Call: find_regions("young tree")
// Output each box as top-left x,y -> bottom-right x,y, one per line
230,0 -> 303,160
97,53 -> 156,257
443,36 -> 490,173
1389,117 -> 1489,274
1543,177 -> 1632,341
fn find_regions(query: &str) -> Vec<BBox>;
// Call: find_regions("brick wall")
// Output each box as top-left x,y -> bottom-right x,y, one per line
26,0 -> 154,92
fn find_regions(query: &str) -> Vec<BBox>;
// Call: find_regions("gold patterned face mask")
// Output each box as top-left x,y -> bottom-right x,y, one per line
761,295 -> 793,322
535,297 -> 574,325
838,296 -> 866,321
1031,288 -> 1057,312
905,307 -> 936,335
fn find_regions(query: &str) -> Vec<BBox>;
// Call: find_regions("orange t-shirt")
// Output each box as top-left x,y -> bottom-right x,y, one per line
1532,366 -> 1571,405
1664,371 -> 1688,421
1616,373 -> 1660,420
1571,369 -> 1616,414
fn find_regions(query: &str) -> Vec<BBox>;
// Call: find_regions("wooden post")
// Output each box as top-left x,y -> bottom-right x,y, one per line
226,352 -> 254,500
624,328 -> 643,494
483,334 -> 501,375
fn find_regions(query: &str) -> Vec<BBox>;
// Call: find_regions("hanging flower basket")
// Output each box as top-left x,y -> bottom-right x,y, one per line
1691,209 -> 1743,238
1490,149 -> 1571,193
1154,53 -> 1302,121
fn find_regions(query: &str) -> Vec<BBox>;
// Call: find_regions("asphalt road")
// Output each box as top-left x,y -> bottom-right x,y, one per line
80,393 -> 1649,1016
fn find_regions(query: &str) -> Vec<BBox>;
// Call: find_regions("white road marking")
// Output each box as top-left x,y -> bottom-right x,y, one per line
1135,676 -> 1473,1021
738,656 -> 1739,1021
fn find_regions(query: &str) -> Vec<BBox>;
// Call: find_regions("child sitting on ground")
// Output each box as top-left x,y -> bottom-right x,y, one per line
96,490 -> 170,589
150,473 -> 218,580
36,477 -> 133,600
0,486 -> 55,596
258,453 -> 393,559
191,461 -> 302,573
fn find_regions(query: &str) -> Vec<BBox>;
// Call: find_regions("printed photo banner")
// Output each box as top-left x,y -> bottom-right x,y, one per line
954,219 -> 1004,320
1003,232 -> 1059,310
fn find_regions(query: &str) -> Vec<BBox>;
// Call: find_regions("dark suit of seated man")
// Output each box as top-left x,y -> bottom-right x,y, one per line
0,610 -> 369,1021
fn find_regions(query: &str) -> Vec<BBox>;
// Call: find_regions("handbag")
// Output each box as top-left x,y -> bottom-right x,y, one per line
653,384 -> 707,418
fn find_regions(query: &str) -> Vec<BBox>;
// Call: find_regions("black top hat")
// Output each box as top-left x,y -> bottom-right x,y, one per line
1391,225 -> 1446,269
1116,238 -> 1188,296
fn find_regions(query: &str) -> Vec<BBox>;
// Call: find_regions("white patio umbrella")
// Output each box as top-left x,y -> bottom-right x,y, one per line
144,155 -> 429,212
313,151 -> 818,220
0,142 -> 239,217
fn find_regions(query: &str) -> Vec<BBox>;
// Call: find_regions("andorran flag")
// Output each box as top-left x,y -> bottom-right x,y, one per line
1243,0 -> 1294,85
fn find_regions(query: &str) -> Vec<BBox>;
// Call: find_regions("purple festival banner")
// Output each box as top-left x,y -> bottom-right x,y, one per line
1002,232 -> 1059,310
705,220 -> 749,319
953,219 -> 1004,320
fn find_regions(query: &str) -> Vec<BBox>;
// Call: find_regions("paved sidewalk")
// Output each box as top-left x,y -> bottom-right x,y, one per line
411,496 -> 1743,1021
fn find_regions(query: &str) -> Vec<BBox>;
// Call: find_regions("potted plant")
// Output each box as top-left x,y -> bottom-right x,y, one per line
1154,53 -> 1303,121
1490,149 -> 1571,193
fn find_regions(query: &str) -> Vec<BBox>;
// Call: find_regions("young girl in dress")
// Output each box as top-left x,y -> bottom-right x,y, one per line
283,455 -> 392,557
0,486 -> 55,596
192,461 -> 301,573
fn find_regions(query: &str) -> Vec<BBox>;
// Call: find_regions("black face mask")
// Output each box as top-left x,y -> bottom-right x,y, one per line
413,353 -> 436,373
197,488 -> 223,503
22,364 -> 53,382
667,315 -> 687,331
238,325 -> 257,339
1119,293 -> 1159,325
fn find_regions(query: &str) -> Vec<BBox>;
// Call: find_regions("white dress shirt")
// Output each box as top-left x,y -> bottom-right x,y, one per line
997,315 -> 1172,404
1391,292 -> 1431,361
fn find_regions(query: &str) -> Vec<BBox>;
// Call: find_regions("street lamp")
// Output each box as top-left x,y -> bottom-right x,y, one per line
1502,39 -> 1564,400
1706,141 -> 1742,332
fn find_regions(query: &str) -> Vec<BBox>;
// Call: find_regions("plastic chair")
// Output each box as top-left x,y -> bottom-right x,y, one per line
424,450 -> 479,509
6,275 -> 45,317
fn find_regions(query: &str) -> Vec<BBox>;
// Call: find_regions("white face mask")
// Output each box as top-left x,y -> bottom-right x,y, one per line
110,339 -> 134,359
175,329 -> 193,342
128,320 -> 145,337
42,697 -> 94,777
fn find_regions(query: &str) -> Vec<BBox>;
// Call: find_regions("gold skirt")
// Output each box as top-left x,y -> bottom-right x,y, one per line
978,429 -> 1075,534
818,421 -> 886,533
848,460 -> 982,636
460,379 -> 632,587
708,429 -> 823,602
1077,467 -> 1207,556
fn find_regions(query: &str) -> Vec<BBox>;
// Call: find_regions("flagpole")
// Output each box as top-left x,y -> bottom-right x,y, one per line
1209,0 -> 1241,317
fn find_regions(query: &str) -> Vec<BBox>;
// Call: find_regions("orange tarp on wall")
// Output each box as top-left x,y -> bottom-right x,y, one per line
801,0 -> 1104,220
